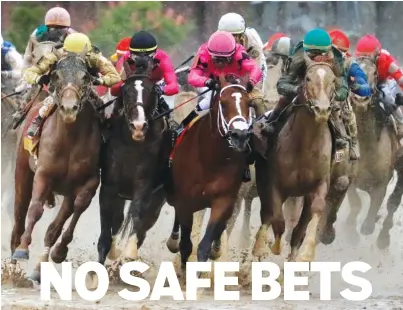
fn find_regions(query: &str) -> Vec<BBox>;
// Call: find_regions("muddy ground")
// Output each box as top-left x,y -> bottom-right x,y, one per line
1,119 -> 403,309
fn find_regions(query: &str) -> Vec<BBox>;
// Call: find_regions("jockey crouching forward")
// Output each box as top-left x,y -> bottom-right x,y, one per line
263,28 -> 356,156
216,12 -> 268,117
183,30 -> 263,182
22,32 -> 121,138
110,31 -> 179,119
328,29 -> 372,160
1,34 -> 23,88
355,34 -> 403,134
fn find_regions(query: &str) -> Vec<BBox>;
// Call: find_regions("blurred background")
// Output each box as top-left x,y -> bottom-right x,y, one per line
2,1 -> 402,66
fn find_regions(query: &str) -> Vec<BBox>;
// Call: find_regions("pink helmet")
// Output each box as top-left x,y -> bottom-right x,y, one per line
207,31 -> 236,57
45,7 -> 71,27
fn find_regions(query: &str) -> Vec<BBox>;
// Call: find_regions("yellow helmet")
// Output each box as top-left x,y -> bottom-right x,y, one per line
63,33 -> 92,54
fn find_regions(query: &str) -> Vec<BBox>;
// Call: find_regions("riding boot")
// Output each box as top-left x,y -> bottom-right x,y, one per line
261,96 -> 292,135
27,115 -> 44,137
158,97 -> 171,116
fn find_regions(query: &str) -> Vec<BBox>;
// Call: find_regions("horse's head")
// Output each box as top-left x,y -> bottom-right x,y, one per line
264,53 -> 286,107
302,53 -> 336,123
121,56 -> 157,141
350,56 -> 378,112
216,74 -> 253,152
50,54 -> 92,123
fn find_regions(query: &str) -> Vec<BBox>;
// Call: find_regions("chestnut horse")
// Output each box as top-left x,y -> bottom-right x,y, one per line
165,75 -> 253,265
253,56 -> 337,262
348,56 -> 400,247
96,56 -> 172,271
10,55 -> 102,283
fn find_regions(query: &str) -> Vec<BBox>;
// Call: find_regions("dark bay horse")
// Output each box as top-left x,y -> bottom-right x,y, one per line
253,55 -> 337,262
165,75 -> 254,265
348,56 -> 400,246
10,54 -> 102,283
96,56 -> 171,270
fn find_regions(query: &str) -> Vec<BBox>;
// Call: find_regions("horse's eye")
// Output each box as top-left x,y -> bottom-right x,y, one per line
306,77 -> 311,82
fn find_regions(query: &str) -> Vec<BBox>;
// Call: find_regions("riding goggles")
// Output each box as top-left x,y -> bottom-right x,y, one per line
211,56 -> 233,65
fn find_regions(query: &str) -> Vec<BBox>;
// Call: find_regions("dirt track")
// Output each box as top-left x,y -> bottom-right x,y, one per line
1,122 -> 403,309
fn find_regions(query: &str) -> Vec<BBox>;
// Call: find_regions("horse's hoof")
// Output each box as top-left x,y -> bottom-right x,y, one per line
106,246 -> 122,261
320,226 -> 335,245
12,249 -> 29,261
209,246 -> 222,260
360,221 -> 375,235
51,244 -> 68,264
376,232 -> 390,250
28,270 -> 41,284
166,236 -> 180,254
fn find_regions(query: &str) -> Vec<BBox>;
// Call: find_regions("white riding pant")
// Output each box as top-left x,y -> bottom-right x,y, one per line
379,79 -> 403,124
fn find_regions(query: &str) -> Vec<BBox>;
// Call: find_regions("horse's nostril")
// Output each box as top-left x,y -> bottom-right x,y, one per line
60,105 -> 65,111
73,105 -> 79,111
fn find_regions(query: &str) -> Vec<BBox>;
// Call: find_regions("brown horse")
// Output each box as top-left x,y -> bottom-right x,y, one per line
96,56 -> 172,270
377,150 -> 403,248
165,75 -> 253,265
253,56 -> 337,262
10,55 -> 102,283
348,56 -> 400,246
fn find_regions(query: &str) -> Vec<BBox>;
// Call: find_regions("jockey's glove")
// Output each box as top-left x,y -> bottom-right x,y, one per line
155,85 -> 164,97
205,79 -> 219,90
36,75 -> 50,86
93,78 -> 104,86
246,81 -> 254,93
14,80 -> 32,93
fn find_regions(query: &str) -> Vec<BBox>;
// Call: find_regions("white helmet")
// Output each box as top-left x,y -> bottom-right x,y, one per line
218,13 -> 246,34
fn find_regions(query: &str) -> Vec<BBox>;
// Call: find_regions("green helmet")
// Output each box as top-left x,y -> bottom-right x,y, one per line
303,28 -> 331,53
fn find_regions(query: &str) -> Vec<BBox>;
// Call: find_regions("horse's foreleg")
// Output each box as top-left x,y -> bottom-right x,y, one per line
377,173 -> 403,249
289,199 -> 311,262
11,152 -> 34,259
177,207 -> 193,267
97,184 -> 125,265
29,196 -> 74,283
346,185 -> 361,242
319,176 -> 350,245
283,197 -> 303,244
51,176 -> 99,264
13,169 -> 52,261
197,196 -> 234,262
361,184 -> 388,235
135,187 -> 166,250
226,192 -> 243,240
297,181 -> 328,262
167,211 -> 180,253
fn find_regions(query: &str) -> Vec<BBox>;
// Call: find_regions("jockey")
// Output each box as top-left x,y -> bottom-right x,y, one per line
21,32 -> 121,138
329,28 -> 371,160
263,28 -> 349,133
263,32 -> 287,51
22,7 -> 76,72
355,34 -> 403,124
1,34 -> 23,82
185,31 -> 263,182
110,37 -> 131,65
265,36 -> 294,69
216,12 -> 268,116
110,30 -> 179,116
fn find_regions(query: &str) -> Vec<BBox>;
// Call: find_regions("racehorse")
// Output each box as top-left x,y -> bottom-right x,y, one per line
10,54 -> 102,283
165,74 -> 253,265
348,56 -> 400,246
253,54 -> 337,262
96,56 -> 171,270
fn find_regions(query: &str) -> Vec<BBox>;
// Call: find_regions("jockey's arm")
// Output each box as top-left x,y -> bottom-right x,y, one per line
87,52 -> 121,87
239,52 -> 263,86
158,53 -> 179,96
276,52 -> 305,97
22,52 -> 58,85
22,31 -> 37,72
348,61 -> 371,97
244,27 -> 267,83
385,56 -> 403,90
4,48 -> 23,80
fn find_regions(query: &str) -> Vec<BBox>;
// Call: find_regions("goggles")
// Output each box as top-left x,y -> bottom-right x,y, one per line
212,56 -> 233,65
130,51 -> 156,61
